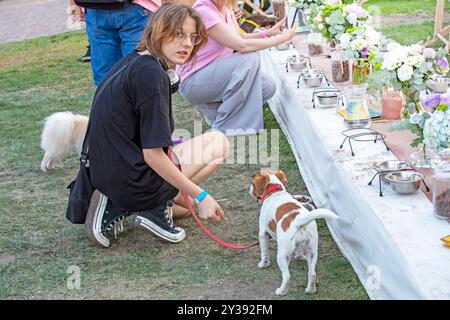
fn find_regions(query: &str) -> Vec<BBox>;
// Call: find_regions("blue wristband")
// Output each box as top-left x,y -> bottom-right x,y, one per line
194,190 -> 208,204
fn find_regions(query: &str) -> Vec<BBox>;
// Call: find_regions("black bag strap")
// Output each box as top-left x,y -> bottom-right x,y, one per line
80,54 -> 142,165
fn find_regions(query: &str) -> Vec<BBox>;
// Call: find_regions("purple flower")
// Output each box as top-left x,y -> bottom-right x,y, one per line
422,94 -> 441,112
360,46 -> 369,59
437,57 -> 449,71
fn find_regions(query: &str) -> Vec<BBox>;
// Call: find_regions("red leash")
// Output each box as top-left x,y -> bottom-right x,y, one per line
181,191 -> 259,250
168,147 -> 258,250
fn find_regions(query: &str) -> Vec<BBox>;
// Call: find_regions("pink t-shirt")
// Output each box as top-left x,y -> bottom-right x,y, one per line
177,0 -> 235,83
133,0 -> 160,13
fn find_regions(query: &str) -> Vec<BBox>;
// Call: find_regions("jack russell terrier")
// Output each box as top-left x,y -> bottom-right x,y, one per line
249,170 -> 338,295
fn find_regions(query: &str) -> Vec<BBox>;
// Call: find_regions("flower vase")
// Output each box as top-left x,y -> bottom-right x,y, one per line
401,89 -> 424,119
409,144 -> 439,168
352,59 -> 371,85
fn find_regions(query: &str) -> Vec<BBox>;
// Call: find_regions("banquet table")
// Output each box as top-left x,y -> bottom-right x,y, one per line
260,36 -> 450,299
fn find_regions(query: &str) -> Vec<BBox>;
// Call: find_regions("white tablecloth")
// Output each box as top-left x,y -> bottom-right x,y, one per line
261,47 -> 450,300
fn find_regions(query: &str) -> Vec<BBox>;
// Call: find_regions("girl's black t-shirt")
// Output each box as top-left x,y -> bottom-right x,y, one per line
89,51 -> 178,211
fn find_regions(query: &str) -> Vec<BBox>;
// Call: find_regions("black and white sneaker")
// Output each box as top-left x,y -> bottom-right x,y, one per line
80,45 -> 91,63
85,190 -> 131,248
134,200 -> 186,243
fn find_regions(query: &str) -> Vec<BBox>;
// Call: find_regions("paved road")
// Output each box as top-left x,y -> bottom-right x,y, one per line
0,0 -> 74,44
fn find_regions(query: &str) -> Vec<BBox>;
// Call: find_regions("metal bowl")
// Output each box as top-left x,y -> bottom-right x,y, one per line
300,69 -> 323,76
426,76 -> 450,93
384,171 -> 423,194
287,55 -> 309,71
317,91 -> 338,105
373,160 -> 411,173
302,73 -> 324,87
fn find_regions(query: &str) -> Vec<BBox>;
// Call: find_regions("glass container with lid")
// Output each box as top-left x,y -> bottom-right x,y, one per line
433,148 -> 450,220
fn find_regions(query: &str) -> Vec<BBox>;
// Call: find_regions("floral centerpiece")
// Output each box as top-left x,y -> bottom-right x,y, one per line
288,0 -> 340,27
369,45 -> 448,119
423,93 -> 450,152
312,3 -> 370,45
339,25 -> 381,84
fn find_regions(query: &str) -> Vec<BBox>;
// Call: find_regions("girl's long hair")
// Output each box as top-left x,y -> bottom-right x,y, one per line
137,3 -> 208,66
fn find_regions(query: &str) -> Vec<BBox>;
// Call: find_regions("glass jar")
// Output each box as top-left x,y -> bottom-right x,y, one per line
432,152 -> 450,219
381,91 -> 403,120
352,59 -> 371,85
307,33 -> 324,56
331,51 -> 350,83
340,84 -> 372,129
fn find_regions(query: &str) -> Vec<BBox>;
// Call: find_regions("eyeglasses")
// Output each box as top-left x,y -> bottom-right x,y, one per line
174,31 -> 202,46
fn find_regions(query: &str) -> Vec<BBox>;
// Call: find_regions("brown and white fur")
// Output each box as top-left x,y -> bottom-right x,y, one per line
40,112 -> 88,172
249,170 -> 338,296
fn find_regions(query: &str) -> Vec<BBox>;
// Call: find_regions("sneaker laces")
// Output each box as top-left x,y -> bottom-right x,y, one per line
105,215 -> 127,239
164,206 -> 175,228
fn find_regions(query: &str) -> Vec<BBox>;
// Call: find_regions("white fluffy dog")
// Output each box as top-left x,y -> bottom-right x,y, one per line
40,112 -> 88,172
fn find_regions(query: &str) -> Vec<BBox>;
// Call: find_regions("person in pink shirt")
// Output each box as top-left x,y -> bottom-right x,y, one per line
178,0 -> 294,135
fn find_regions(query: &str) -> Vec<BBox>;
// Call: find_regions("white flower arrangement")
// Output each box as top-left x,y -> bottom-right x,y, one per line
378,44 -> 436,91
312,3 -> 370,43
338,25 -> 381,61
289,0 -> 340,26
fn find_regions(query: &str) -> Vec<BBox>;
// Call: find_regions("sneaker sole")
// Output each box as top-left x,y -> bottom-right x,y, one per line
85,190 -> 110,248
134,216 -> 186,243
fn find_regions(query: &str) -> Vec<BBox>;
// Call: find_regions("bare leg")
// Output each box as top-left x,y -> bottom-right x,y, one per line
170,131 -> 229,218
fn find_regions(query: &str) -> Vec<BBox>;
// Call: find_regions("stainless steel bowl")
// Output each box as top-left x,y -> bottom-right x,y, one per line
384,171 -> 423,194
373,160 -> 411,173
300,69 -> 323,76
287,55 -> 309,71
302,73 -> 324,87
276,42 -> 290,51
426,76 -> 450,93
316,91 -> 338,105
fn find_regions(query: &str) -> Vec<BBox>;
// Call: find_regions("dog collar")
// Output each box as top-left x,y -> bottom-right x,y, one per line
259,184 -> 283,204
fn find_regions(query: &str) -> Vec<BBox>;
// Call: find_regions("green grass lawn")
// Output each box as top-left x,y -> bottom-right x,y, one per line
380,21 -> 436,45
0,31 -> 367,299
0,0 -> 445,300
344,0 -> 445,15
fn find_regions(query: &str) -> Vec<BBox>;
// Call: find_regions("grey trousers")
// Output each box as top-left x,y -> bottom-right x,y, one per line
179,52 -> 276,136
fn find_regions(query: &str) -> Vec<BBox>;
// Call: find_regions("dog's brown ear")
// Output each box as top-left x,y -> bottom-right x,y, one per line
275,170 -> 288,187
253,173 -> 270,197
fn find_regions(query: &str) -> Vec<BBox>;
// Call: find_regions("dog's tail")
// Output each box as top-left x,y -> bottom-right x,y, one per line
292,208 -> 339,230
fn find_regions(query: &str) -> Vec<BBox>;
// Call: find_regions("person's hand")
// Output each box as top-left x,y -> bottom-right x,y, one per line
279,28 -> 295,43
267,17 -> 287,37
197,195 -> 227,222
233,8 -> 243,22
